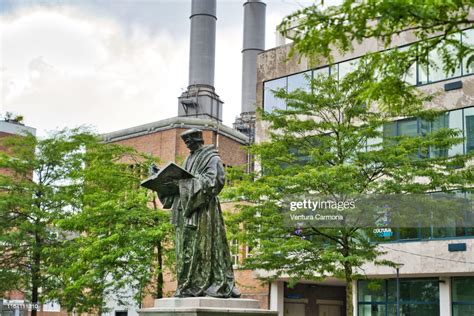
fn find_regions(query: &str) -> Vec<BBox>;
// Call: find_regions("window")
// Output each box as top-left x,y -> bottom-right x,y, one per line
464,107 -> 474,153
462,28 -> 474,75
449,109 -> 465,156
428,33 -> 462,82
379,107 -> 474,158
427,114 -> 449,158
452,277 -> 474,316
313,66 -> 330,79
287,71 -> 312,93
263,77 -> 287,112
338,58 -> 360,80
398,118 -> 418,137
399,46 -> 417,85
358,279 -> 440,316
230,239 -> 240,267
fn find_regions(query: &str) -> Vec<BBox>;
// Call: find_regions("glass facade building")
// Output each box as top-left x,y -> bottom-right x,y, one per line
452,277 -> 474,316
358,279 -> 440,316
259,22 -> 474,316
263,28 -> 474,113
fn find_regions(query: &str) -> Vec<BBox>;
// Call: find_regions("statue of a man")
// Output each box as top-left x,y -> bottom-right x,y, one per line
157,128 -> 240,298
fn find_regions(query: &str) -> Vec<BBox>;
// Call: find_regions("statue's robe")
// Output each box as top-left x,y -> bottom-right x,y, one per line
159,145 -> 238,298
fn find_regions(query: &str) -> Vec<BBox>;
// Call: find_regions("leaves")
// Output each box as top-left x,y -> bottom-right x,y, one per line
0,128 -> 173,312
223,60 -> 472,315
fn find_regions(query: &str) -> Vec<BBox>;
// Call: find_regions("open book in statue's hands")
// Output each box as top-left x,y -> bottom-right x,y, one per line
141,162 -> 194,197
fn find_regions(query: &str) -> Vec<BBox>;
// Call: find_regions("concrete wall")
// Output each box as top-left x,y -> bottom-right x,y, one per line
362,239 -> 474,277
255,31 -> 474,143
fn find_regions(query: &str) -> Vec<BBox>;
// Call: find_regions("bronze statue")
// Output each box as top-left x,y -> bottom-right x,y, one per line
146,128 -> 240,298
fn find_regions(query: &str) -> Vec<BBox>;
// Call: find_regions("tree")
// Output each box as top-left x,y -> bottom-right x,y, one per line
279,0 -> 474,70
50,142 -> 174,313
279,0 -> 474,91
224,63 -> 473,316
0,128 -> 173,315
0,129 -> 94,316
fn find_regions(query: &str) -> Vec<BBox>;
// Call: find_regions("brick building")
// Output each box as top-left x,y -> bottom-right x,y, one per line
0,120 -> 46,316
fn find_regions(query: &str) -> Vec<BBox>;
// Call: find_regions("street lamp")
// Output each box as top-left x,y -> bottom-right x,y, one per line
395,263 -> 405,316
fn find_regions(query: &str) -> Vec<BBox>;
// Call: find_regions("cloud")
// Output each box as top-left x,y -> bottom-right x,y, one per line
1,6 -> 189,135
0,1 -> 328,136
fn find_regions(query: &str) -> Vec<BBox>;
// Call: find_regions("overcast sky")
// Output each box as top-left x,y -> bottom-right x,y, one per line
1,0 -> 325,136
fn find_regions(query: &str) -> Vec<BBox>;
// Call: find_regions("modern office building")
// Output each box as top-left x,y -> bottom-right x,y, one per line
256,21 -> 474,316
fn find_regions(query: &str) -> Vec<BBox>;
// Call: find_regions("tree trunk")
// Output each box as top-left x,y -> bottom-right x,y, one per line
345,272 -> 353,316
31,230 -> 41,316
342,233 -> 353,316
156,241 -> 164,299
152,196 -> 164,299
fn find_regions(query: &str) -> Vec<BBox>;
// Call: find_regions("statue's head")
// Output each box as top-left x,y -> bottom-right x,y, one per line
180,128 -> 204,152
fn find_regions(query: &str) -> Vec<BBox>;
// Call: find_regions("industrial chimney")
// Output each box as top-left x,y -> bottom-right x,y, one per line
178,0 -> 223,121
234,0 -> 266,141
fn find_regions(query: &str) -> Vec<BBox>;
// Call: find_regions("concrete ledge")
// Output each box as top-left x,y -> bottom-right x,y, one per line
154,298 -> 261,309
139,298 -> 277,316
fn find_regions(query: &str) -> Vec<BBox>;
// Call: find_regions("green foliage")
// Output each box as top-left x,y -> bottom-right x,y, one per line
0,128 -> 173,313
279,0 -> 474,82
223,64 -> 472,315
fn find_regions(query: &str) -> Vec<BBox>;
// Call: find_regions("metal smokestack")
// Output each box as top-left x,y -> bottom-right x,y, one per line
178,0 -> 223,121
234,0 -> 265,141
188,0 -> 217,88
241,0 -> 266,113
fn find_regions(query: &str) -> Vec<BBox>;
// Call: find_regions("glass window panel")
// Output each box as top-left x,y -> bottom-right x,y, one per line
432,225 -> 456,238
465,191 -> 474,236
287,71 -> 312,93
387,280 -> 397,303
398,118 -> 418,137
453,305 -> 474,316
400,303 -> 440,316
464,107 -> 474,153
398,227 -> 420,240
399,46 -> 417,85
462,28 -> 474,75
329,64 -> 338,78
358,280 -> 386,302
386,304 -> 397,316
263,77 -> 287,112
453,277 -> 474,302
428,33 -> 462,82
366,126 -> 383,152
358,304 -> 386,316
418,56 -> 429,85
430,114 -> 449,158
313,66 -> 329,78
421,227 -> 433,239
383,122 -> 397,137
449,109 -> 464,156
399,279 -> 439,302
338,58 -> 360,80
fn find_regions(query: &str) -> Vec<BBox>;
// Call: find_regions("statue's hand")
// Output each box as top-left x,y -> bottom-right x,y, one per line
149,163 -> 160,176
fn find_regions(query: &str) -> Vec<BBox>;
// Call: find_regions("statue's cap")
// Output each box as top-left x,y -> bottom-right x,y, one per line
180,128 -> 203,142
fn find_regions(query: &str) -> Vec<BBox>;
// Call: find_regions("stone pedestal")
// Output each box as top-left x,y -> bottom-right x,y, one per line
138,297 -> 278,316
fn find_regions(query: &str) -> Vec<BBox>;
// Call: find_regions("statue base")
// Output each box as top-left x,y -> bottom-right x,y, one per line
138,297 -> 278,316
